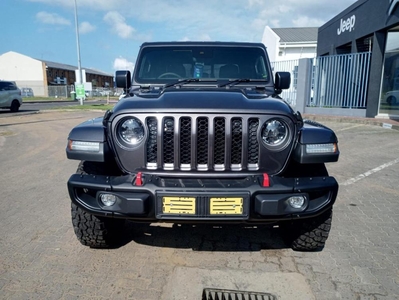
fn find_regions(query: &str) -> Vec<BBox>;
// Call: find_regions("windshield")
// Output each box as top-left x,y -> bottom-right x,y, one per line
135,45 -> 270,84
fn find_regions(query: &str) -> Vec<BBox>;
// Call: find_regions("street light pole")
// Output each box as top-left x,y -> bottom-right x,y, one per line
74,0 -> 83,105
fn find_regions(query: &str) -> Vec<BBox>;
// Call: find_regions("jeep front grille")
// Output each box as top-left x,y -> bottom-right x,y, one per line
145,115 -> 260,171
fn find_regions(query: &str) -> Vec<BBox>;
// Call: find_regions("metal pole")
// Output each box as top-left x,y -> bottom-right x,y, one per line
74,0 -> 83,105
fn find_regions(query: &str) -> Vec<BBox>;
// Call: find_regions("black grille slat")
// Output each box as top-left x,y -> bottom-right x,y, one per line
197,117 -> 209,165
248,118 -> 259,164
163,117 -> 175,164
180,117 -> 192,165
214,118 -> 226,165
146,118 -> 158,164
231,118 -> 243,165
145,115 -> 262,171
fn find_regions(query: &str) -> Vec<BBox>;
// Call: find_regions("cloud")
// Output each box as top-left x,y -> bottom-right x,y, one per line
113,57 -> 135,71
292,16 -> 325,27
30,0 -> 358,43
36,11 -> 71,25
247,0 -> 263,7
28,0 -> 126,10
103,11 -> 135,39
180,34 -> 212,41
79,21 -> 96,34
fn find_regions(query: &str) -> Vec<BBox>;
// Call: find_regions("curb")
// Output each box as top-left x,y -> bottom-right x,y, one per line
303,114 -> 399,132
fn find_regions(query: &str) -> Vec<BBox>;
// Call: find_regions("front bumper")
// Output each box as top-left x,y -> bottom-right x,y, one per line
67,173 -> 338,223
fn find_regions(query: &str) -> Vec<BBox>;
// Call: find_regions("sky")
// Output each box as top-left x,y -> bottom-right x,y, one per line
0,0 -> 358,76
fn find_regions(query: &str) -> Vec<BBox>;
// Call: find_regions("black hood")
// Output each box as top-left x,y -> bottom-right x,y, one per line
113,89 -> 294,115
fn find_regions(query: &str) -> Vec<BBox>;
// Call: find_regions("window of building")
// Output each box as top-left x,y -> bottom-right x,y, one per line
336,43 -> 352,55
356,36 -> 373,53
379,27 -> 399,117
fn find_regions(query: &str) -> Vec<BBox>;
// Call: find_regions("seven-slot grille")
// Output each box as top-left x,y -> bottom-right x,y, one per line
145,115 -> 260,171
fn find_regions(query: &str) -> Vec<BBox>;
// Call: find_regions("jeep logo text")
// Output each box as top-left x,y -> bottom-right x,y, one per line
337,15 -> 356,35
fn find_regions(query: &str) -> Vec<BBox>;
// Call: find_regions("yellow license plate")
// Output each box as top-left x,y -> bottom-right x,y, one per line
162,197 -> 196,214
210,197 -> 243,215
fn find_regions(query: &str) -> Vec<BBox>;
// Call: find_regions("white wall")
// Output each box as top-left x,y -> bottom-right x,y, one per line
276,46 -> 317,61
0,51 -> 44,81
261,26 -> 280,63
0,51 -> 46,96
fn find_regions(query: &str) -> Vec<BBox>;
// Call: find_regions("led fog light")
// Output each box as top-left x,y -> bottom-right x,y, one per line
100,194 -> 117,207
288,196 -> 306,209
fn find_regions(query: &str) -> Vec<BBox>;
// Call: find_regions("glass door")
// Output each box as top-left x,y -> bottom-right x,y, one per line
379,28 -> 399,117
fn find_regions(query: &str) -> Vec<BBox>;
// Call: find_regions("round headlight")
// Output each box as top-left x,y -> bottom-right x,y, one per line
118,118 -> 145,146
262,119 -> 288,146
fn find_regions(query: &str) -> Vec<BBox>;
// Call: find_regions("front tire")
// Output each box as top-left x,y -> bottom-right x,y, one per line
387,96 -> 396,106
71,161 -> 125,248
10,100 -> 20,112
282,209 -> 333,251
71,203 -> 125,248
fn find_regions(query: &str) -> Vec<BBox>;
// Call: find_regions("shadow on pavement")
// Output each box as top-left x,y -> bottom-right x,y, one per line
115,222 -> 289,251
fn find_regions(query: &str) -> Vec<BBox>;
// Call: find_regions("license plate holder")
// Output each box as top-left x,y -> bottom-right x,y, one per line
156,193 -> 249,219
210,197 -> 243,215
162,196 -> 196,214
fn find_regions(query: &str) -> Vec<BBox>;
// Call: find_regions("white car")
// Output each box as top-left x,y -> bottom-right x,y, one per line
384,90 -> 398,105
0,81 -> 22,112
118,92 -> 127,100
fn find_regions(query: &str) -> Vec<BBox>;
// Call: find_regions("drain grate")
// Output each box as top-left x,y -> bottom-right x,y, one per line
202,288 -> 278,300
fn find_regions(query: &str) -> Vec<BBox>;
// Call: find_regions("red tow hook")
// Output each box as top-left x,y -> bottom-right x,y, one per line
262,173 -> 270,187
135,172 -> 143,186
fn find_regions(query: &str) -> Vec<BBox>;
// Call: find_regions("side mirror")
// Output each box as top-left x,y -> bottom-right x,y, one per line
115,70 -> 131,91
274,72 -> 291,91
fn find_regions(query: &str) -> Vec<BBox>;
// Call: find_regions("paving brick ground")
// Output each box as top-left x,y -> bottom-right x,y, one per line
0,111 -> 398,299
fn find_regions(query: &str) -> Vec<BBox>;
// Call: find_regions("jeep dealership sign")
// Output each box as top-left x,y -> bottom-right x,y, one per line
337,15 -> 356,35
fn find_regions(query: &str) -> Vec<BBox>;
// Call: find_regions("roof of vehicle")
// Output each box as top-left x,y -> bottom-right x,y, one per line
0,80 -> 17,85
140,41 -> 267,48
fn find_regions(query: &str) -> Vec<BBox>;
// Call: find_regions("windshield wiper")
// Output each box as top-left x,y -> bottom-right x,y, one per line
163,78 -> 217,89
218,78 -> 267,88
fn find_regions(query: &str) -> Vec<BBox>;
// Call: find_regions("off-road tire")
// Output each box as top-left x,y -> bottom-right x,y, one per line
282,208 -> 333,251
71,203 -> 125,248
71,161 -> 125,248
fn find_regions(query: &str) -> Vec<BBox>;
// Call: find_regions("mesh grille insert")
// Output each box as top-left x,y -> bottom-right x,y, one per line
180,117 -> 191,165
214,117 -> 226,165
163,117 -> 174,164
248,118 -> 260,164
146,117 -> 158,163
197,117 -> 209,165
231,118 -> 243,165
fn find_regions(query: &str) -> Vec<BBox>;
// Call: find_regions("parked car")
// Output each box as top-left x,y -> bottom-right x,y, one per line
21,87 -> 34,97
99,89 -> 112,96
118,92 -> 126,100
0,80 -> 22,112
66,41 -> 340,251
383,90 -> 398,105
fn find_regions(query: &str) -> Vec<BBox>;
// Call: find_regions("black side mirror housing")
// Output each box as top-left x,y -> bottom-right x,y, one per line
115,70 -> 131,91
274,72 -> 291,91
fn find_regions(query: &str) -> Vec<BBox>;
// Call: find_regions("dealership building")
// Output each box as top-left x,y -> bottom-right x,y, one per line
317,0 -> 399,118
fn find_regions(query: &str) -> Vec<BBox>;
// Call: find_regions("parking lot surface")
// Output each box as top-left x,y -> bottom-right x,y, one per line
0,111 -> 398,299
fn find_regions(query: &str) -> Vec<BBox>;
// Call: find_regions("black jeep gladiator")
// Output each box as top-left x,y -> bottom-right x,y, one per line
66,41 -> 339,251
